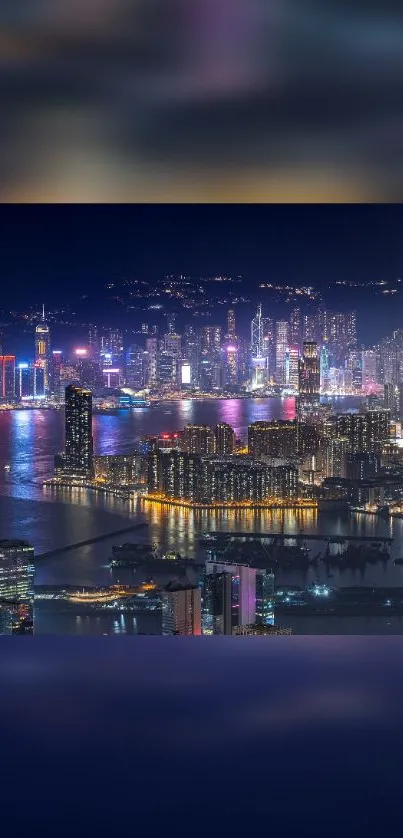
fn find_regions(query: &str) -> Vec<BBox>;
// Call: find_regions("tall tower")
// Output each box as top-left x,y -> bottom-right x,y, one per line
35,305 -> 51,396
63,385 -> 94,476
298,342 -> 320,404
227,309 -> 236,338
251,304 -> 267,388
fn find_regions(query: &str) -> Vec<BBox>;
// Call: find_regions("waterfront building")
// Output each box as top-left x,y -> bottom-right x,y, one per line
125,345 -> 145,390
183,325 -> 201,387
346,452 -> 380,481
161,586 -> 202,635
250,305 -> 268,388
35,306 -> 51,395
0,355 -> 16,401
50,350 -> 63,396
302,313 -> 316,343
55,385 -> 94,477
298,342 -> 320,405
93,454 -> 145,486
290,307 -> 302,351
147,450 -> 200,500
203,562 -> 258,635
0,540 -> 34,634
183,424 -> 215,456
214,423 -> 235,455
144,337 -> 158,386
285,345 -> 299,391
275,320 -> 289,385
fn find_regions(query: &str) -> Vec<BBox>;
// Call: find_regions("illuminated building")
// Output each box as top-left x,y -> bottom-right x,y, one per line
183,324 -> 201,387
270,464 -> 298,499
88,326 -> 101,361
248,421 -> 297,460
141,432 -> 182,454
203,562 -> 258,634
298,342 -> 320,405
285,346 -> 299,391
0,540 -> 34,635
35,306 -> 51,395
161,586 -> 202,635
145,337 -> 158,386
165,312 -> 176,335
51,350 -> 63,395
200,457 -> 270,503
250,304 -> 267,388
334,410 -> 390,454
181,361 -> 191,387
321,438 -> 348,479
290,307 -> 302,351
275,320 -> 289,385
227,309 -> 236,338
0,355 -> 16,400
183,424 -> 215,456
125,345 -> 145,389
248,420 -> 318,462
302,313 -> 316,342
214,423 -> 235,455
256,570 -> 275,625
103,368 -> 122,389
346,453 -> 380,481
320,345 -> 330,391
55,385 -> 94,477
202,326 -> 222,353
147,450 -> 200,501
17,363 -> 33,400
361,350 -> 378,393
157,351 -> 176,386
202,570 -> 232,635
93,454 -> 145,486
384,384 -> 401,420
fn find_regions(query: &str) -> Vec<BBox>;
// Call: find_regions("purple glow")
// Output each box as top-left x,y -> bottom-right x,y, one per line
226,345 -> 237,353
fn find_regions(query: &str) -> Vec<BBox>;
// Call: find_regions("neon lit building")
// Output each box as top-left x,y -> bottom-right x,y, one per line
0,540 -> 34,635
0,355 -> 16,400
35,306 -> 51,395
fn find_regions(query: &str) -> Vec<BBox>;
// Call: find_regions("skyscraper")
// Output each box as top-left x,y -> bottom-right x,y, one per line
214,423 -> 235,455
275,321 -> 289,385
0,540 -> 34,634
35,306 -> 51,395
183,424 -> 215,456
298,342 -> 320,404
161,586 -> 202,635
58,385 -> 94,477
0,355 -> 16,401
203,562 -> 258,634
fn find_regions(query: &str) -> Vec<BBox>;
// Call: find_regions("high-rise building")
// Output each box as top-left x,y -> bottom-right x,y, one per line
255,570 -> 275,625
290,307 -> 302,350
125,345 -> 145,390
203,562 -> 258,634
334,410 -> 390,454
56,385 -> 94,477
0,540 -> 34,634
321,437 -> 348,479
214,423 -> 235,455
161,586 -> 202,635
147,450 -> 200,501
227,309 -> 236,338
298,342 -> 320,404
275,321 -> 289,385
248,421 -> 297,460
144,337 -> 158,386
50,350 -> 63,396
302,313 -> 316,343
183,325 -> 201,386
35,306 -> 51,395
183,424 -> 215,456
0,355 -> 16,401
361,350 -> 378,393
285,346 -> 299,391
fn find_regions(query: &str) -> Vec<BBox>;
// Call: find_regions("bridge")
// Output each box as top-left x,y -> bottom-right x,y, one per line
36,522 -> 148,561
202,531 -> 393,545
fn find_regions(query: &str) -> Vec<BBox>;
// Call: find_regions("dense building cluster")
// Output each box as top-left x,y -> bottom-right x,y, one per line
2,301 -> 403,404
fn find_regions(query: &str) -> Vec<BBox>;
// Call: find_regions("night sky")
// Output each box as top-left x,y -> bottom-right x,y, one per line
1,637 -> 403,834
1,205 -> 403,306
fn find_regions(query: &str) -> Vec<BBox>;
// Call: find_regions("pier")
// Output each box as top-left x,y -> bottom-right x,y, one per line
202,532 -> 393,545
36,522 -> 148,561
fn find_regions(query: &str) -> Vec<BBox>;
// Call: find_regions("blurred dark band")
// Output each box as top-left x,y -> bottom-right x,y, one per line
1,1 -> 403,202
